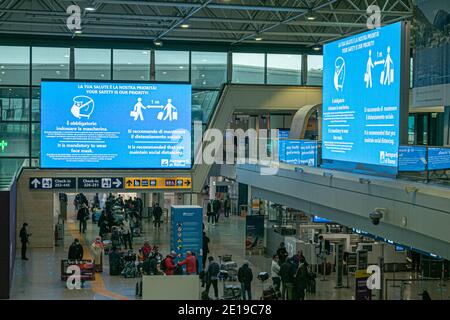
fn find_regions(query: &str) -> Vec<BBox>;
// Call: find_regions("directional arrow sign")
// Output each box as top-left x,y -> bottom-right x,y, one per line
185,180 -> 191,186
112,178 -> 122,188
126,180 -> 133,187
31,178 -> 41,189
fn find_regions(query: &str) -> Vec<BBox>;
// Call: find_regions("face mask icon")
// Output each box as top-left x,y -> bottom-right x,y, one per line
71,96 -> 95,119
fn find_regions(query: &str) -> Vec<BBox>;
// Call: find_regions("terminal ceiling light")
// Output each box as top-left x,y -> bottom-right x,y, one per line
85,7 -> 96,12
153,40 -> 163,47
312,45 -> 321,51
180,24 -> 190,29
255,36 -> 263,41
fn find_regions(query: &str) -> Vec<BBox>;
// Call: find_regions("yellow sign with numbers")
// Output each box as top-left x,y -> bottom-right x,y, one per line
124,177 -> 192,189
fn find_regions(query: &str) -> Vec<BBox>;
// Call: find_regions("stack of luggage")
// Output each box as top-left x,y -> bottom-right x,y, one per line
220,255 -> 238,281
121,251 -> 138,278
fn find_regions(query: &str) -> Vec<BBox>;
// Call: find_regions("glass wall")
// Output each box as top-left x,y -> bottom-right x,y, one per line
191,51 -> 227,89
0,46 -> 29,85
232,53 -> 265,84
307,55 -> 323,85
0,123 -> 29,157
32,47 -> 70,85
75,48 -> 111,80
267,54 -> 302,85
113,49 -> 150,81
155,50 -> 189,81
0,87 -> 29,121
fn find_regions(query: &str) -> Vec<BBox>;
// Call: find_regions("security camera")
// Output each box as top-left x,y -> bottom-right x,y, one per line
369,208 -> 387,225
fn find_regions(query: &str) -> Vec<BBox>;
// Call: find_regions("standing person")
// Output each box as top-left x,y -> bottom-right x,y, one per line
224,196 -> 231,218
277,242 -> 289,264
162,252 -> 177,275
212,198 -> 220,224
68,238 -> 84,260
271,255 -> 281,292
207,202 -> 214,225
19,223 -> 31,260
153,203 -> 163,229
279,258 -> 296,300
91,236 -> 104,273
121,217 -> 133,250
205,256 -> 220,300
202,232 -> 210,270
178,251 -> 197,275
238,261 -> 253,300
77,204 -> 89,234
294,257 -> 309,300
136,197 -> 143,216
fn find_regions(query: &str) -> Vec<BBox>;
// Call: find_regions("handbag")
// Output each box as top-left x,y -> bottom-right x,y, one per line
130,110 -> 137,117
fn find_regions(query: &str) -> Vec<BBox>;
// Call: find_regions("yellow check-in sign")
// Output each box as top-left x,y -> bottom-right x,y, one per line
124,177 -> 192,189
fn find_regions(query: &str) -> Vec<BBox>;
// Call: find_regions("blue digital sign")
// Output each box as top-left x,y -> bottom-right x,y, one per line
428,147 -> 450,171
322,22 -> 404,176
398,145 -> 427,172
279,140 -> 318,166
40,81 -> 192,169
313,215 -> 332,223
171,205 -> 203,272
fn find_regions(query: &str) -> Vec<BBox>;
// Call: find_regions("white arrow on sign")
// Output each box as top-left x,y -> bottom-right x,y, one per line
31,178 -> 41,188
113,178 -> 122,188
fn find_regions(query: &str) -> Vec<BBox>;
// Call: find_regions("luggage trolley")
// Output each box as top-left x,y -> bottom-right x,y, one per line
218,270 -> 241,300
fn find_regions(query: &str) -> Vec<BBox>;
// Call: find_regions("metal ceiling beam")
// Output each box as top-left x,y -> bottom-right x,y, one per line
232,0 -> 339,45
0,19 -> 342,37
153,0 -> 212,41
0,29 -> 314,45
88,0 -> 309,13
0,9 -> 408,28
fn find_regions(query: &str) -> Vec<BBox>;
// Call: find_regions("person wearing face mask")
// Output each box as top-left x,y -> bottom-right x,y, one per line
68,238 -> 84,260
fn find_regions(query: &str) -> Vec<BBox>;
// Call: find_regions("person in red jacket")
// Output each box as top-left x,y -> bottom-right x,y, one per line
163,253 -> 177,275
178,251 -> 197,275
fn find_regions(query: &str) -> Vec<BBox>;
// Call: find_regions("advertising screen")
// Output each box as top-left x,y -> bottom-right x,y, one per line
279,140 -> 318,166
398,145 -> 427,172
40,81 -> 192,169
428,147 -> 450,171
322,22 -> 404,176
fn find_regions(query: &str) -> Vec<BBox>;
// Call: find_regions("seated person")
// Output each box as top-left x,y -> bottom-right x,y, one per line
141,240 -> 152,259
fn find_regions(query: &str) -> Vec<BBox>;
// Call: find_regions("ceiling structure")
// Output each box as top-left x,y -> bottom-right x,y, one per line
0,0 -> 414,49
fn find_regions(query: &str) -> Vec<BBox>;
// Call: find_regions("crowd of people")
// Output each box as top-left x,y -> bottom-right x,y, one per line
206,196 -> 231,226
271,242 -> 314,300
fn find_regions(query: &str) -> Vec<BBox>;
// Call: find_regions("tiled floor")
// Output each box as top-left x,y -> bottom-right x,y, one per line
9,212 -> 450,300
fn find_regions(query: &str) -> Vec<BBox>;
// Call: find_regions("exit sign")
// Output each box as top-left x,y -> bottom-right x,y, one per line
0,140 -> 7,151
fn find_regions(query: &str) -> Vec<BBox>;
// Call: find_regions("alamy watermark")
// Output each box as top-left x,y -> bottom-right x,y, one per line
367,4 -> 381,30
66,5 -> 82,33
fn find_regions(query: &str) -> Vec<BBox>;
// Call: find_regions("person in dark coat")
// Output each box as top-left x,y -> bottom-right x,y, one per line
68,239 -> 84,260
205,256 -> 220,299
277,242 -> 289,264
238,261 -> 253,300
19,223 -> 31,260
294,257 -> 309,300
77,204 -> 89,234
202,232 -> 210,270
153,203 -> 163,229
279,258 -> 296,300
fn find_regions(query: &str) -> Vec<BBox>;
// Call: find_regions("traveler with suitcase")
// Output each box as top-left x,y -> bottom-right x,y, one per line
68,239 -> 83,260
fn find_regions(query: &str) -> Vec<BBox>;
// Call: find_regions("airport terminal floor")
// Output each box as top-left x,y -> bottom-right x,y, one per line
9,201 -> 450,301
